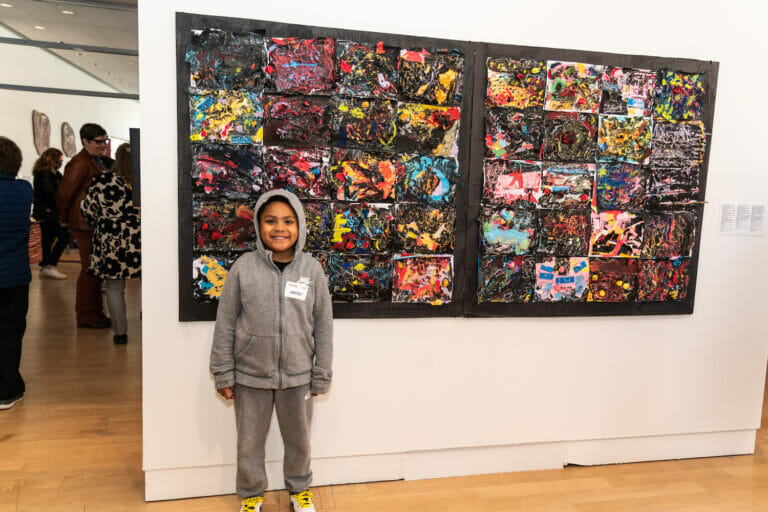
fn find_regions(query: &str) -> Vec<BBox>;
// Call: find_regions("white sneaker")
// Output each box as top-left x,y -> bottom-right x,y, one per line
39,266 -> 67,279
290,491 -> 316,512
0,393 -> 23,410
239,496 -> 263,512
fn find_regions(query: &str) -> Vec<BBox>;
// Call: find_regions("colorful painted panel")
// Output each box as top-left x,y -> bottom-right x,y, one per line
485,58 -> 546,109
331,203 -> 394,253
396,205 -> 455,253
535,256 -> 589,302
539,164 -> 594,210
336,40 -> 399,98
329,98 -> 397,150
597,115 -> 653,164
185,29 -> 267,91
637,259 -> 690,301
329,254 -> 392,302
587,258 -> 639,302
641,211 -> 696,259
267,37 -> 336,95
396,155 -> 459,206
263,147 -> 331,200
262,95 -> 330,146
193,199 -> 255,251
544,61 -> 604,113
540,112 -> 597,162
330,149 -> 397,202
653,70 -> 706,121
594,163 -> 646,211
590,211 -> 644,258
190,90 -> 263,144
398,48 -> 464,106
192,252 -> 238,302
191,144 -> 264,198
484,109 -> 544,160
476,255 -> 535,303
537,210 -> 591,256
646,121 -> 706,208
394,102 -> 461,157
482,159 -> 542,208
392,254 -> 453,304
599,67 -> 656,117
481,207 -> 536,255
303,201 -> 332,251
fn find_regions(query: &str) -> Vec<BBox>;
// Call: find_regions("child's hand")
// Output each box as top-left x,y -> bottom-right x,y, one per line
217,386 -> 235,399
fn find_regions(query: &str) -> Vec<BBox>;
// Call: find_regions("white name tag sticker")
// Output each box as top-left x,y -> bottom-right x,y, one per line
285,281 -> 309,301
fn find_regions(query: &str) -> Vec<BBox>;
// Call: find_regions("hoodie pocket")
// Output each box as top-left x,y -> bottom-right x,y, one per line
235,334 -> 277,378
281,334 -> 314,376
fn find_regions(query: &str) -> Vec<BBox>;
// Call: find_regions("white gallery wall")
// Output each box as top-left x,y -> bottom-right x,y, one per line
138,0 -> 768,501
0,24 -> 139,179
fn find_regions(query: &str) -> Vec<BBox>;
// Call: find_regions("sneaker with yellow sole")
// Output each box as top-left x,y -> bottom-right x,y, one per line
239,496 -> 264,512
290,491 -> 316,512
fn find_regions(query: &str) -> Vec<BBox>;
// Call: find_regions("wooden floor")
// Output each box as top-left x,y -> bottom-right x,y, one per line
1,260 -> 767,511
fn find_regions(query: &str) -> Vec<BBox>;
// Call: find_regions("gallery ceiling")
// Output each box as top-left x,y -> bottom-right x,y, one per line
0,0 -> 138,95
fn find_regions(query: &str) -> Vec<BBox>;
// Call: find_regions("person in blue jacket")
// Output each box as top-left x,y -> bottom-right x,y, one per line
0,136 -> 33,411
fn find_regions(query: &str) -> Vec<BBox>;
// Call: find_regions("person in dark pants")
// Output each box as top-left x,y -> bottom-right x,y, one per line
32,147 -> 70,280
0,136 -> 33,410
55,123 -> 111,329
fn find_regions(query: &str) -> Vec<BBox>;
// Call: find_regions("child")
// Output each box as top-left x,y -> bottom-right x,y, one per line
210,190 -> 333,512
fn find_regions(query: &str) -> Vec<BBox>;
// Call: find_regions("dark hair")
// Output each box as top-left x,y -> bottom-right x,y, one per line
32,147 -> 63,175
111,143 -> 131,186
79,123 -> 106,142
257,195 -> 296,223
0,136 -> 22,176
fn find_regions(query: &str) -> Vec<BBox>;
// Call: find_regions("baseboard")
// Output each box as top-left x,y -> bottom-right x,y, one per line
145,429 -> 758,501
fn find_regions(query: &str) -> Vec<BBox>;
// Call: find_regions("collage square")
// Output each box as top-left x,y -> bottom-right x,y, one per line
476,57 -> 706,304
184,28 -> 465,305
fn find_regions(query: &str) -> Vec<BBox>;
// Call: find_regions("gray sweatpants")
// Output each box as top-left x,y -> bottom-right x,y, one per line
104,279 -> 127,336
234,383 -> 313,498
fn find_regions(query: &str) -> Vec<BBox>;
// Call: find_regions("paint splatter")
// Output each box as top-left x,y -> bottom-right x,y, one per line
190,90 -> 263,144
599,67 -> 656,117
484,109 -> 544,160
191,144 -> 264,198
262,95 -> 331,146
263,147 -> 331,199
193,199 -> 255,251
392,254 -> 453,304
394,102 -> 461,157
330,149 -> 397,202
331,203 -> 394,253
637,259 -> 690,301
641,211 -> 696,259
481,207 -> 536,255
653,70 -> 706,121
544,61 -> 604,113
646,121 -> 706,208
396,154 -> 459,206
597,115 -> 653,164
539,164 -> 594,210
395,204 -> 455,253
590,211 -> 644,258
329,253 -> 392,302
486,58 -> 546,109
537,210 -> 591,256
587,258 -> 639,302
540,112 -> 597,162
303,201 -> 332,251
328,98 -> 397,150
185,29 -> 267,90
482,159 -> 541,208
336,40 -> 399,98
594,163 -> 646,211
192,252 -> 238,302
267,37 -> 336,95
534,256 -> 589,302
476,255 -> 535,303
398,48 -> 464,105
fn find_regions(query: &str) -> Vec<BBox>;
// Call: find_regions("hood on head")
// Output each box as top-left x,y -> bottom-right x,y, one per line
252,189 -> 307,255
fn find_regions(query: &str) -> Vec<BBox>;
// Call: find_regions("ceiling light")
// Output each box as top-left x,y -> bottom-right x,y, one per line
0,4 -> 13,7
61,10 -> 74,14
75,51 -> 84,56
34,25 -> 46,30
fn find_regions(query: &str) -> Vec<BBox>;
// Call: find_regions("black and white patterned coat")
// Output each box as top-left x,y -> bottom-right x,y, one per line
80,172 -> 141,280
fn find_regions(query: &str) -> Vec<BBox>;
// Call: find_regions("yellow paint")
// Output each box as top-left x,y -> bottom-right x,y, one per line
435,88 -> 447,104
354,263 -> 366,271
331,214 -> 350,244
623,283 -> 630,290
439,69 -> 457,90
199,256 -> 229,299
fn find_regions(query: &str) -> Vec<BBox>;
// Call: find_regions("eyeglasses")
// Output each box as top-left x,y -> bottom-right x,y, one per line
91,138 -> 110,145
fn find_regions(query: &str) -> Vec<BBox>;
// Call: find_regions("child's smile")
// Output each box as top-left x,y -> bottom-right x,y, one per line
259,200 -> 299,262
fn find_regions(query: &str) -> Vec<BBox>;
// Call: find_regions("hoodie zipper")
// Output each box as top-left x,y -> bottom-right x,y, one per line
277,266 -> 283,389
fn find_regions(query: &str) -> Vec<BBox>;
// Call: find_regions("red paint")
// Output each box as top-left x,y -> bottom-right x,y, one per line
340,60 -> 352,73
376,41 -> 385,54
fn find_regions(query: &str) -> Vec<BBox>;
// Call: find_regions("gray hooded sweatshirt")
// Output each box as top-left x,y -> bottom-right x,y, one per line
209,190 -> 333,394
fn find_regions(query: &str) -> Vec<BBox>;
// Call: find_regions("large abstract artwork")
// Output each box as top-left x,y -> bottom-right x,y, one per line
177,13 -> 716,320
